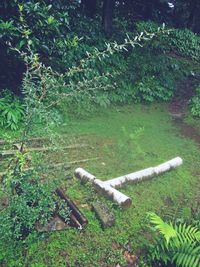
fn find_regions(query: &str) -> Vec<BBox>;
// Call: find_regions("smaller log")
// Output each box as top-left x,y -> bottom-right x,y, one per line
92,201 -> 115,228
56,188 -> 88,227
69,213 -> 83,229
105,157 -> 183,188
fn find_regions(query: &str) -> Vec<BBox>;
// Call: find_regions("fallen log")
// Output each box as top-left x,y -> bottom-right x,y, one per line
0,136 -> 51,146
104,157 -> 183,188
56,188 -> 88,227
75,168 -> 132,208
74,157 -> 183,208
36,187 -> 88,232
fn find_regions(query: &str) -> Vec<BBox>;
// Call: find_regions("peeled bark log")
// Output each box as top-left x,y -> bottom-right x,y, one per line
105,157 -> 183,188
75,168 -> 132,208
75,157 -> 183,208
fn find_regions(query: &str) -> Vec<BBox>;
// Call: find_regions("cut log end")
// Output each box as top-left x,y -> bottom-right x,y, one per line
121,198 -> 132,208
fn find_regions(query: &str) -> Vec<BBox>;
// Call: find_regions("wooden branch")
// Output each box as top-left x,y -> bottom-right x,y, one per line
0,137 -> 48,146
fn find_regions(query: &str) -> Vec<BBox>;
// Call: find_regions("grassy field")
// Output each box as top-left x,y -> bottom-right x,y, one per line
1,103 -> 200,266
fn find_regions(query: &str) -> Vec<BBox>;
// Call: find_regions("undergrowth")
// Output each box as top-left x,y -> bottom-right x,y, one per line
148,212 -> 200,267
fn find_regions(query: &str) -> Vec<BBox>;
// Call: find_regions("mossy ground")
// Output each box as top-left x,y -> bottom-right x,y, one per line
1,103 -> 200,266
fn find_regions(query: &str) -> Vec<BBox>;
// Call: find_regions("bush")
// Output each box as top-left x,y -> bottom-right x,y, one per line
190,85 -> 200,117
134,76 -> 173,102
0,90 -> 24,130
169,29 -> 200,61
137,21 -> 200,61
148,212 -> 200,267
0,168 -> 56,265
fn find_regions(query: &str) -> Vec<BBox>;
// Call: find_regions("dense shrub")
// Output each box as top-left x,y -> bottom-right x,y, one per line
1,4 -> 200,115
190,85 -> 200,117
134,76 -> 173,102
0,169 -> 56,264
0,90 -> 24,130
137,21 -> 200,61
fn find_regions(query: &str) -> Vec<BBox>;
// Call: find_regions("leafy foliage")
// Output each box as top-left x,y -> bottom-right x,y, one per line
137,21 -> 200,62
0,166 -> 56,264
169,29 -> 200,61
0,90 -> 24,130
134,76 -> 173,102
190,85 -> 200,117
148,212 -> 200,267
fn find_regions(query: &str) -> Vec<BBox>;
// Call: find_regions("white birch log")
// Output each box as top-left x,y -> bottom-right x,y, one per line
74,157 -> 183,208
105,157 -> 183,188
75,168 -> 96,183
93,179 -> 132,208
74,168 -> 132,208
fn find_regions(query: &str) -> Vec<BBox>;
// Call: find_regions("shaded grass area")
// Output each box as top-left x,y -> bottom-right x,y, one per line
1,104 -> 200,266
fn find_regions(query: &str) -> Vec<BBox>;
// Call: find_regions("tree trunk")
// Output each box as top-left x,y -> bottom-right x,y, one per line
187,0 -> 198,30
82,0 -> 97,18
102,0 -> 115,35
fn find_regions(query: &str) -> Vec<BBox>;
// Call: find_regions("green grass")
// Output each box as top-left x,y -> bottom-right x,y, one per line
1,103 -> 200,266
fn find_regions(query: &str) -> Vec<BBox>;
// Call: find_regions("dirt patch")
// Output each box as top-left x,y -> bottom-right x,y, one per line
172,118 -> 200,145
168,77 -> 197,117
168,76 -> 200,146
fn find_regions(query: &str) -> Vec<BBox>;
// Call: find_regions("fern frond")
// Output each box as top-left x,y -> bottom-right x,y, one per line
172,242 -> 200,267
148,212 -> 177,243
175,223 -> 200,245
148,213 -> 200,267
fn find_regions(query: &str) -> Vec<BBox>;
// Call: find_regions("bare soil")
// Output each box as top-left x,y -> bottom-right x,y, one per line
168,76 -> 200,146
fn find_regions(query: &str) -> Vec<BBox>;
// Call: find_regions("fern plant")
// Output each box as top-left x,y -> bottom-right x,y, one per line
148,212 -> 200,267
